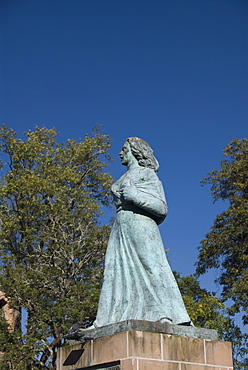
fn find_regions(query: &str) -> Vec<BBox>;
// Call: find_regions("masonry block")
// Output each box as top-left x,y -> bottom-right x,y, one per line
57,325 -> 233,370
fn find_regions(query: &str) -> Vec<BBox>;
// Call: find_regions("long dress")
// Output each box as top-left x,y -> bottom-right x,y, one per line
93,166 -> 191,327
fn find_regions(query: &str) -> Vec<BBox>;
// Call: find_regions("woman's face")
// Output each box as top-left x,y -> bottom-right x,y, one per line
119,141 -> 133,166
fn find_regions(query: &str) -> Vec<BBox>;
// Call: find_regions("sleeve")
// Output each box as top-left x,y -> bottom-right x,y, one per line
122,168 -> 168,223
133,181 -> 168,218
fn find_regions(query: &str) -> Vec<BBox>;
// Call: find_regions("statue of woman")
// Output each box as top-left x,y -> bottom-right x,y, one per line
93,137 -> 192,327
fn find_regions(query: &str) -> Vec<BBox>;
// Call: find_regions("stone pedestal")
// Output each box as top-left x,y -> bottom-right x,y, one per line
57,321 -> 233,370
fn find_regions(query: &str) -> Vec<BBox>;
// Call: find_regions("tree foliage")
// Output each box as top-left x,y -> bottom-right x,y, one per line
175,273 -> 225,330
0,124 -> 113,369
195,138 -> 248,325
175,272 -> 248,370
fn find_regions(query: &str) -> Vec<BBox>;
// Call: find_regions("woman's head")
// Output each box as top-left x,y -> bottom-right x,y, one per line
126,137 -> 159,173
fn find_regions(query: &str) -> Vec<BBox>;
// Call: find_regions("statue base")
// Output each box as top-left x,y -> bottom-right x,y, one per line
57,320 -> 233,370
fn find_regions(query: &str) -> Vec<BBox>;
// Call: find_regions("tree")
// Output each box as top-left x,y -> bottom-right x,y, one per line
175,272 -> 230,333
0,124 -> 113,369
175,272 -> 248,370
195,138 -> 248,326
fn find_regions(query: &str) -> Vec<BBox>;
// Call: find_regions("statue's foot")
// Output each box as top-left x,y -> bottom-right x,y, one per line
78,325 -> 95,332
68,323 -> 96,334
158,317 -> 173,324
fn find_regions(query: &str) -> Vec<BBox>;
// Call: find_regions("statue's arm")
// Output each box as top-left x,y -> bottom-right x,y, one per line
137,190 -> 167,217
121,173 -> 168,218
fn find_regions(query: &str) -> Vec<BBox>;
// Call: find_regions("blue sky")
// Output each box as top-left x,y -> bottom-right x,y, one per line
0,0 -> 247,293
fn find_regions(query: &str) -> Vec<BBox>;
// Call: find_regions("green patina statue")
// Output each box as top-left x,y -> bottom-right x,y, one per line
93,137 -> 192,327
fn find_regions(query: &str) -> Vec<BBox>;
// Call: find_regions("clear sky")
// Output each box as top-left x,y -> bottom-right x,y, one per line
0,0 -> 247,292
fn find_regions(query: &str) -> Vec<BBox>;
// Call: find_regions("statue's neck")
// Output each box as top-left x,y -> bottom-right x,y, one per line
127,162 -> 139,171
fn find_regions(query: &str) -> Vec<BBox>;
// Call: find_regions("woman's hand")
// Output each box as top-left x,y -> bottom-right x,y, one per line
121,180 -> 138,202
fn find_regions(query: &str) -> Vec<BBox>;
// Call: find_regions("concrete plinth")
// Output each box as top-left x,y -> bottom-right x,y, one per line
57,322 -> 233,370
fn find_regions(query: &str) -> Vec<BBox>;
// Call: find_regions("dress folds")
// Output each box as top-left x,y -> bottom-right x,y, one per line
94,167 -> 191,327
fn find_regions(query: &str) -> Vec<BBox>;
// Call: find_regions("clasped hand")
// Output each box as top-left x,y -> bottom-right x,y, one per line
121,180 -> 138,203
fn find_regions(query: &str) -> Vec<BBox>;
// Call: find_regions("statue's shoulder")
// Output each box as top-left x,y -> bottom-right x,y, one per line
137,167 -> 158,182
